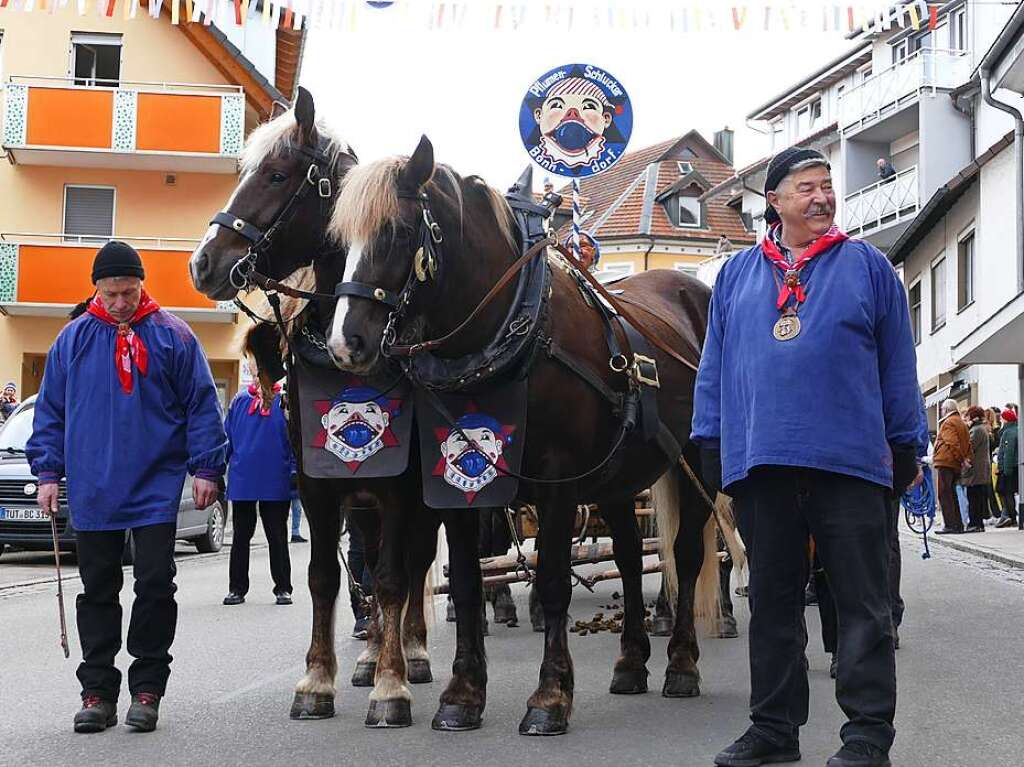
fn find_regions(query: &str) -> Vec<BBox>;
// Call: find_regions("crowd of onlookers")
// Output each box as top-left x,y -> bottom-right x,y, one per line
934,400 -> 1019,534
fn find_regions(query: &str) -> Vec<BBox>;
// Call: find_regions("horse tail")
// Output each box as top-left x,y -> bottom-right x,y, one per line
652,469 -> 681,608
693,512 -> 721,632
424,522 -> 447,627
716,495 -> 746,576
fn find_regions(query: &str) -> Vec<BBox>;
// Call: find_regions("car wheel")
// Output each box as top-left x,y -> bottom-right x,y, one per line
121,532 -> 135,566
195,502 -> 225,553
0,543 -> 5,560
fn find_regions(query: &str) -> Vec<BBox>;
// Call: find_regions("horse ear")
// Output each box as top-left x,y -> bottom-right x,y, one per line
270,100 -> 289,120
294,86 -> 317,145
400,135 -> 435,191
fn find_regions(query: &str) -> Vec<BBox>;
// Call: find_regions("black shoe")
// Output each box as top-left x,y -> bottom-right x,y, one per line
718,614 -> 739,639
73,695 -> 117,734
893,626 -> 900,650
351,615 -> 369,640
275,592 -> 293,606
223,592 -> 245,605
964,525 -> 985,533
995,516 -> 1014,529
826,741 -> 891,767
714,730 -> 801,767
290,534 -> 308,543
935,527 -> 964,535
124,692 -> 160,732
829,654 -> 838,679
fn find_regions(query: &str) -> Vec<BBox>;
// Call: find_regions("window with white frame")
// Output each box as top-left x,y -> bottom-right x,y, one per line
677,161 -> 693,175
957,230 -> 974,311
678,195 -> 702,228
908,279 -> 922,345
595,262 -> 634,285
951,6 -> 967,51
796,99 -> 822,137
70,32 -> 122,87
673,263 -> 699,278
63,185 -> 115,242
770,118 -> 784,150
891,38 -> 910,65
931,255 -> 946,330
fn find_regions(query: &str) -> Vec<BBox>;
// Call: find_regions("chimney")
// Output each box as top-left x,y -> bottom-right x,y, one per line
714,127 -> 734,165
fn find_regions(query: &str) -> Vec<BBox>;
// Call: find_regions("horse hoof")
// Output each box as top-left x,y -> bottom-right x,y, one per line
407,658 -> 433,684
609,667 -> 649,695
289,692 -> 335,720
662,671 -> 701,698
431,703 -> 483,731
365,698 -> 412,728
518,706 -> 568,736
651,615 -> 673,637
351,661 -> 376,688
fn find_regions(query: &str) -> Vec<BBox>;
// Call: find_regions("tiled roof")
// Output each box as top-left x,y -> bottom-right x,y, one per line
556,131 -> 755,245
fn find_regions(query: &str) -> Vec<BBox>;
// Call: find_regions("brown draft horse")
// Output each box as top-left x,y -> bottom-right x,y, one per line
187,90 -> 451,728
325,136 -> 722,735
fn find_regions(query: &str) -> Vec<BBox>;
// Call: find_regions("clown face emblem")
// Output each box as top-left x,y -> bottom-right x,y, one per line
316,385 -> 400,472
434,412 -> 514,503
534,78 -> 612,169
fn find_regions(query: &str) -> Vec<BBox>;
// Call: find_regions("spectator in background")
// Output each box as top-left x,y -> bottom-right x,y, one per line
222,380 -> 294,607
996,408 -> 1019,529
289,481 -> 306,543
988,408 -> 1004,520
1,381 -> 18,422
563,231 -> 601,272
347,521 -> 372,639
715,234 -> 734,255
1006,403 -> 1019,416
934,399 -> 972,535
877,157 -> 897,181
962,406 -> 992,533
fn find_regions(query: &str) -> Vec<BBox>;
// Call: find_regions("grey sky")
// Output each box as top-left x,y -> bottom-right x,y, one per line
301,13 -> 850,188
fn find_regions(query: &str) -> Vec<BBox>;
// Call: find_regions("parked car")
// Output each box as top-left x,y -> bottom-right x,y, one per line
0,396 -> 225,563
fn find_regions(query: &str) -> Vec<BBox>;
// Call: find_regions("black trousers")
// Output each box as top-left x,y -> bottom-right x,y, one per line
966,485 -> 988,528
229,501 -> 292,596
347,521 -> 373,618
76,522 -> 177,700
733,467 -> 896,751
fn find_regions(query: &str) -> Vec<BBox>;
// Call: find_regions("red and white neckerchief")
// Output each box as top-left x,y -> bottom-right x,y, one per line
248,382 -> 282,416
761,224 -> 848,310
86,290 -> 161,395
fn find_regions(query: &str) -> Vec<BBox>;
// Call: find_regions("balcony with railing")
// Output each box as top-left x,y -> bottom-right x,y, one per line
2,77 -> 245,173
838,49 -> 972,134
842,165 -> 920,242
0,233 -> 236,320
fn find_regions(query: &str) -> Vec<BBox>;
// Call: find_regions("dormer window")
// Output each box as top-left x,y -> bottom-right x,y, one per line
678,195 -> 702,228
677,161 -> 693,174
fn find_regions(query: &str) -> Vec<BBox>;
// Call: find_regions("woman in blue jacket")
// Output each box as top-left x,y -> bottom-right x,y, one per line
223,381 -> 295,606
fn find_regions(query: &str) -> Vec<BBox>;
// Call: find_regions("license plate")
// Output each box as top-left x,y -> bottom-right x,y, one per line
0,507 -> 48,521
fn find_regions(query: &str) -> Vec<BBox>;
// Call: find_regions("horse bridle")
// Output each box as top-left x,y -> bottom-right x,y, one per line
210,140 -> 344,293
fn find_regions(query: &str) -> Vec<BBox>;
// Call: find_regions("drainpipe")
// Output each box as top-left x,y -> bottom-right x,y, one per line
980,67 -> 1024,527
642,236 -> 655,272
980,69 -> 1024,293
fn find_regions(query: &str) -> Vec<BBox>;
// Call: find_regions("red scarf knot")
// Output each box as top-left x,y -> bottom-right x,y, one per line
248,382 -> 281,416
86,290 -> 161,395
761,224 -> 848,310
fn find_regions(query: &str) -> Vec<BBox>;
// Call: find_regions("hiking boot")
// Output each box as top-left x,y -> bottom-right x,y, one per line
995,516 -> 1014,529
714,730 -> 801,767
223,592 -> 245,606
124,692 -> 161,732
826,741 -> 891,767
73,695 -> 117,734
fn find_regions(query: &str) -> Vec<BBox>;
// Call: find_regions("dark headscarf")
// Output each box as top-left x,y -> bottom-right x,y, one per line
763,147 -> 830,225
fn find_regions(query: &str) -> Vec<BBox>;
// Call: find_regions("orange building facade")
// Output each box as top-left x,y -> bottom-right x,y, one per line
0,8 -> 304,406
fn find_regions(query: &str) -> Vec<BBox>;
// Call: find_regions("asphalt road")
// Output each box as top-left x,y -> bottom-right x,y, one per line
2,532 -> 1022,767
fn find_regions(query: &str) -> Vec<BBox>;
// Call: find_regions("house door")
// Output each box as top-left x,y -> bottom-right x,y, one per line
21,354 -> 47,399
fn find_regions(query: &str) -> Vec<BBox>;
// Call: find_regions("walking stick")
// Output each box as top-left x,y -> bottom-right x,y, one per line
49,514 -> 70,659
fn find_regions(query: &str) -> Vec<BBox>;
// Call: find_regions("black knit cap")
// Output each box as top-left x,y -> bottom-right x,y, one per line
91,240 -> 145,284
763,147 -> 830,225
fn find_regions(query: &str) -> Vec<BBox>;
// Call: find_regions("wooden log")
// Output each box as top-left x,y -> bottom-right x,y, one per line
441,538 -> 661,578
433,559 -> 664,595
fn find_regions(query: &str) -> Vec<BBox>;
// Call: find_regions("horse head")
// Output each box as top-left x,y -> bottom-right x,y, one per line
189,87 -> 357,301
325,135 -> 518,374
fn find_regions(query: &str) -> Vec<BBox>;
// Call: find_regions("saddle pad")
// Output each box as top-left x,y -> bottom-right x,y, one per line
296,363 -> 414,479
416,379 -> 527,509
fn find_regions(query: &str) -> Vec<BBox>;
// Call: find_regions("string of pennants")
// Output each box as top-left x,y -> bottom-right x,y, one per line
0,0 -> 964,33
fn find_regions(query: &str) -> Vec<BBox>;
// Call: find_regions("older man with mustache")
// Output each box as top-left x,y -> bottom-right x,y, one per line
693,148 -> 924,767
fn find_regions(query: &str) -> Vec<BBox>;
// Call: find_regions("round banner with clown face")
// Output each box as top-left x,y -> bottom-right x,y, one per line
520,63 -> 632,178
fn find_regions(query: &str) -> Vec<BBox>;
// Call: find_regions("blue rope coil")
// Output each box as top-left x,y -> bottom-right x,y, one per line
901,467 -> 936,560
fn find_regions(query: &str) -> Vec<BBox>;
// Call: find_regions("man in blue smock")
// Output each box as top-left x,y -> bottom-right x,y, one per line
693,148 -> 923,767
27,241 -> 226,734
